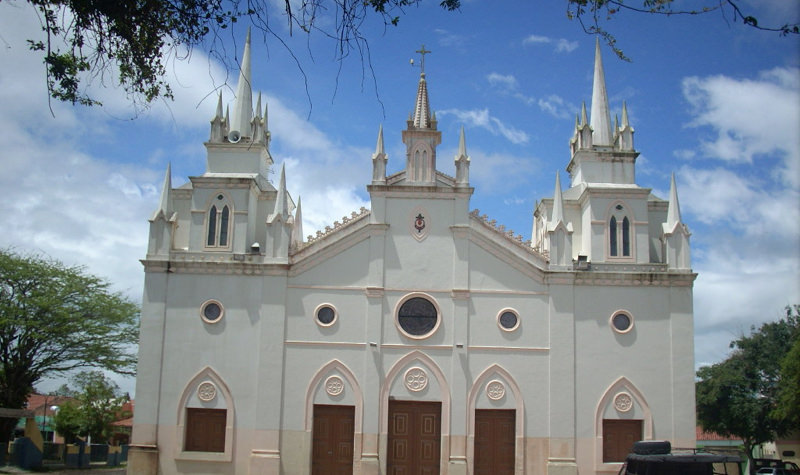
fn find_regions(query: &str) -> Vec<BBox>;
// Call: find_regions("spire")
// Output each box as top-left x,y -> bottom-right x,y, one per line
215,92 -> 223,118
375,124 -> 385,155
209,92 -> 225,142
153,163 -> 172,220
372,124 -> 388,184
412,44 -> 432,129
274,163 -> 288,219
580,101 -> 588,126
590,37 -> 613,146
551,171 -> 564,224
291,196 -> 304,248
666,172 -> 683,228
255,92 -> 262,120
621,101 -> 630,127
454,126 -> 470,186
229,27 -> 253,140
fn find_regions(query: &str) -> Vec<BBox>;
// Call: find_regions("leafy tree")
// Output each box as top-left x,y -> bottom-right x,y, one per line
52,371 -> 128,444
774,305 -> 800,429
696,305 -> 800,470
0,249 -> 139,443
11,0 -> 795,109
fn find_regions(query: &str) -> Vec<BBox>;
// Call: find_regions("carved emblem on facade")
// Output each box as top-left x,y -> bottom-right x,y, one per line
197,381 -> 217,402
614,392 -> 633,412
410,206 -> 430,241
404,367 -> 429,392
325,376 -> 345,396
486,380 -> 506,401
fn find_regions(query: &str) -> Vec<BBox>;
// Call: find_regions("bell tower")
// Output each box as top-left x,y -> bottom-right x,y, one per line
402,45 -> 441,185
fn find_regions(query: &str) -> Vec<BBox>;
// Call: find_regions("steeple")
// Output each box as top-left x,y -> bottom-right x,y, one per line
147,163 -> 176,256
402,45 -> 441,185
209,93 -> 226,143
411,45 -> 433,129
546,171 -> 573,267
454,126 -> 470,187
372,125 -> 387,184
590,38 -> 612,146
229,27 -> 253,141
662,173 -> 691,269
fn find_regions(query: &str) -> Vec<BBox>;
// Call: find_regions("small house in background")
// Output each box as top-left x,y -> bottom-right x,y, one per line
16,393 -> 75,443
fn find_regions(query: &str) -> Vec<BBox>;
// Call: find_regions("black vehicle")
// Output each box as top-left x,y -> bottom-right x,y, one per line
618,440 -> 743,475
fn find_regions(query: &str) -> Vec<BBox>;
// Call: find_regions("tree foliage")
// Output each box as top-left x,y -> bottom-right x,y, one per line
13,0 -> 795,109
52,371 -> 128,443
567,0 -> 800,61
0,249 -> 139,442
696,305 -> 800,467
774,305 -> 800,430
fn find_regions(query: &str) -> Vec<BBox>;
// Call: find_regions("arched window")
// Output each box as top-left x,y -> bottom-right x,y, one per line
205,193 -> 232,249
608,203 -> 632,259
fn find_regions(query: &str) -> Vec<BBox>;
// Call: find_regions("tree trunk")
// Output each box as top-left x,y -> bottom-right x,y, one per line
0,417 -> 18,443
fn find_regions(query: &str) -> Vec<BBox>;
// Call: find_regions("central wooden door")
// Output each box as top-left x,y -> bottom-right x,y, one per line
388,400 -> 441,474
474,409 -> 515,475
312,404 -> 355,475
602,419 -> 642,463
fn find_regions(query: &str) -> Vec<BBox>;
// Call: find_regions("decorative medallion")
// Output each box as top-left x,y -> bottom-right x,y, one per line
197,381 -> 217,402
409,206 -> 430,242
325,376 -> 345,396
614,392 -> 633,412
404,367 -> 429,392
486,380 -> 506,401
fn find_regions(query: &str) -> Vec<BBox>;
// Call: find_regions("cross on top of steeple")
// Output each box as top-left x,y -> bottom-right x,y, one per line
415,44 -> 432,75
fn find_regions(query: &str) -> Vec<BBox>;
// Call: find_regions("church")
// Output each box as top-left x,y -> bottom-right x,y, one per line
128,31 -> 696,475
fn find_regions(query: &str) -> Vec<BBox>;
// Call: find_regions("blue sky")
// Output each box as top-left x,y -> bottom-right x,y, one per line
1,0 -> 798,396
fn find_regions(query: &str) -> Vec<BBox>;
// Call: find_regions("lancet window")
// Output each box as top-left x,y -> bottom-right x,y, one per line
608,204 -> 632,258
206,193 -> 232,249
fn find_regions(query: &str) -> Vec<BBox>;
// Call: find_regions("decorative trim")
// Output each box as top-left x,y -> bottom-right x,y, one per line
197,381 -> 217,402
325,376 -> 345,396
410,206 -> 430,242
175,366 -> 235,462
200,299 -> 224,324
614,392 -> 633,412
496,308 -> 521,332
485,380 -> 506,401
609,309 -> 634,334
403,367 -> 429,392
450,289 -> 471,300
314,303 -> 338,327
594,376 -> 653,472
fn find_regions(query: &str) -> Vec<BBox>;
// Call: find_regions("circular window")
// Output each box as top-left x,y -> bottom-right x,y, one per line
200,300 -> 224,324
497,309 -> 520,332
315,304 -> 338,327
396,294 -> 440,339
610,310 -> 634,334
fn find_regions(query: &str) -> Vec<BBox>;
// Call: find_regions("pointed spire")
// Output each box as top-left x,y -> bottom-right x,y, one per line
413,73 -> 431,129
580,102 -> 588,126
255,92 -> 262,119
621,101 -> 630,127
375,124 -> 385,155
551,172 -> 564,224
666,172 -> 683,228
230,27 -> 253,138
454,126 -> 470,186
291,196 -> 304,248
575,113 -> 580,130
590,37 -> 613,145
274,163 -> 288,218
458,126 -> 467,157
215,92 -> 223,119
158,163 -> 172,217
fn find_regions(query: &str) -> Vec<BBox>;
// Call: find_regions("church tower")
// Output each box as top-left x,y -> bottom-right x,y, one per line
401,45 -> 442,185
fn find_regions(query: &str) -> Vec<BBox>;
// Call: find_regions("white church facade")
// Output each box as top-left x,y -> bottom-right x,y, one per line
128,33 -> 696,475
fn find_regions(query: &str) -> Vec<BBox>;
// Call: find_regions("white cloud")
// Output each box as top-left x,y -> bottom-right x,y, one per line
682,67 -> 800,187
679,67 -> 800,368
487,73 -> 519,91
522,34 -> 578,54
438,108 -> 529,144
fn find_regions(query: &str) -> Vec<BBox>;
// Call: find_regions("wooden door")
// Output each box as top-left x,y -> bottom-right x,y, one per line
603,419 -> 642,462
474,409 -> 515,475
312,405 -> 355,475
388,400 -> 441,474
185,408 -> 226,452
